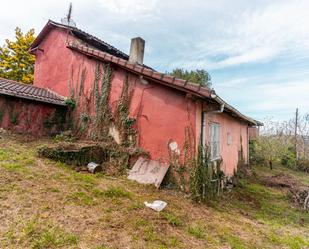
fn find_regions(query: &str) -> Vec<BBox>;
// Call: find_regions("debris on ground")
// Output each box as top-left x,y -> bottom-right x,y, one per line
144,200 -> 167,211
289,187 -> 309,210
128,157 -> 169,188
87,162 -> 102,174
261,173 -> 309,210
262,173 -> 299,188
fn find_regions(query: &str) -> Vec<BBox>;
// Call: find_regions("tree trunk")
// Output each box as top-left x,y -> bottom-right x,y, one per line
269,160 -> 273,170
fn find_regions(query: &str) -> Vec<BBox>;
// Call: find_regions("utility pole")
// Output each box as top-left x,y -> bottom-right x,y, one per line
294,108 -> 299,163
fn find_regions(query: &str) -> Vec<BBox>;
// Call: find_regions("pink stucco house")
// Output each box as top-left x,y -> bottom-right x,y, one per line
0,20 -> 261,176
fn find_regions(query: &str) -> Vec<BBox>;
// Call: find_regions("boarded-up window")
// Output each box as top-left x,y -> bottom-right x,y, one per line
209,122 -> 220,160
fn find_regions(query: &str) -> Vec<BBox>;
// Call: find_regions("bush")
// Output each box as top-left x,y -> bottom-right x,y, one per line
281,147 -> 297,169
249,139 -> 267,165
296,158 -> 309,173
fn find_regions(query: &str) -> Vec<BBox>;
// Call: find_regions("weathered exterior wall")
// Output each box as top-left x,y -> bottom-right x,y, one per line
0,95 -> 66,136
201,109 -> 249,176
32,26 -> 250,175
249,126 -> 259,139
33,28 -> 92,96
129,77 -> 197,162
33,28 -> 197,162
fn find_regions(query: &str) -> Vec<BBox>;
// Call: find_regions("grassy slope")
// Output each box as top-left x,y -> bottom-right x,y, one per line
0,135 -> 308,249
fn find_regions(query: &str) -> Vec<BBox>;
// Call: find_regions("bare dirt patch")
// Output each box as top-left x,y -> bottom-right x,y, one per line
262,172 -> 300,188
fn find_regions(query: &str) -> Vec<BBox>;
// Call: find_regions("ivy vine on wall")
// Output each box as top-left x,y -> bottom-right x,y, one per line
66,62 -> 138,149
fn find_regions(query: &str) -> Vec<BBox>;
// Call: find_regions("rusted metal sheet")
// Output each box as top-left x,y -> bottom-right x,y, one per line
128,157 -> 169,188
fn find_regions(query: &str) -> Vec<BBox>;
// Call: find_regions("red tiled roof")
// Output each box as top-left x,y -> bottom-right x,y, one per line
67,41 -> 212,99
0,78 -> 66,106
67,42 -> 261,126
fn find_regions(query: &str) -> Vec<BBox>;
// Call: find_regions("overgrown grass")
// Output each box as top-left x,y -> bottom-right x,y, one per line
0,145 -> 34,174
0,135 -> 308,249
187,224 -> 206,239
25,221 -> 78,249
213,178 -> 309,227
67,191 -> 95,206
101,186 -> 132,199
163,212 -> 182,227
4,218 -> 78,248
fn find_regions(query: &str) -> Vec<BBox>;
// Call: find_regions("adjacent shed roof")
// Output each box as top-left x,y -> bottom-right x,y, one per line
0,78 -> 66,106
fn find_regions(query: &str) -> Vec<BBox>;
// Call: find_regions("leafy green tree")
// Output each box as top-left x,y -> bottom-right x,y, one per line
0,27 -> 35,84
169,68 -> 212,87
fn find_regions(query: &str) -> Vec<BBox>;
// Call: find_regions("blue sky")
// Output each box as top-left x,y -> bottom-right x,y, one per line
1,0 -> 309,122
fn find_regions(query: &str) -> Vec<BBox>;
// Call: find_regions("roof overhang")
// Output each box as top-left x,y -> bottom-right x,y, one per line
0,78 -> 66,106
29,20 -> 129,60
66,42 -> 262,126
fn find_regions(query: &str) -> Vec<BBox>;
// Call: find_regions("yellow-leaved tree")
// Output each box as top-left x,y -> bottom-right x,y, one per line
0,27 -> 35,84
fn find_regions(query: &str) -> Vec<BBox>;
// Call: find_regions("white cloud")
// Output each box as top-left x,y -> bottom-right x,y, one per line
0,0 -> 308,121
215,75 -> 309,121
187,0 -> 309,69
98,0 -> 158,20
217,47 -> 278,67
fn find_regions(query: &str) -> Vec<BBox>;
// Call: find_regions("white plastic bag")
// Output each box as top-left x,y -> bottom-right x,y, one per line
144,200 -> 167,212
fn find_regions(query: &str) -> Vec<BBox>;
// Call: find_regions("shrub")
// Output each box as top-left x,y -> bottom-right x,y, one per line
296,158 -> 309,173
281,147 -> 297,169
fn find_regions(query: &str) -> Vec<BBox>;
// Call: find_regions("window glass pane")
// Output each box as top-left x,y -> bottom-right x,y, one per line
209,123 -> 220,159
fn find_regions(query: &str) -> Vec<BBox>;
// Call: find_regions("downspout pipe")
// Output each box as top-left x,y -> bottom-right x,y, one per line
209,92 -> 225,113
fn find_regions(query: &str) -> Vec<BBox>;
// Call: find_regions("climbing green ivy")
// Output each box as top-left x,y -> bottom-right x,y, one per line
64,98 -> 76,110
115,74 -> 136,147
43,109 -> 66,130
9,110 -> 19,125
165,127 -> 194,191
67,63 -> 138,148
92,63 -> 113,140
190,145 -> 224,202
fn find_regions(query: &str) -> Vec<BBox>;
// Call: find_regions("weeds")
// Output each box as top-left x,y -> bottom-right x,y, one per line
187,224 -> 206,239
102,186 -> 132,199
67,191 -> 94,206
163,212 -> 182,227
4,218 -> 78,248
1,136 -> 309,249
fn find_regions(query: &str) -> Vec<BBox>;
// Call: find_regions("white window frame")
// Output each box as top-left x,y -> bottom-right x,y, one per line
209,122 -> 220,160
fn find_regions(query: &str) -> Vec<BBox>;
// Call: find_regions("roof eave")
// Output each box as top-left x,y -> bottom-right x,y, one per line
0,91 -> 66,106
66,42 -> 261,127
212,95 -> 262,126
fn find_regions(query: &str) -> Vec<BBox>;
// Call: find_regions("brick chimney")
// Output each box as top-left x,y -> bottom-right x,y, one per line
129,37 -> 145,64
